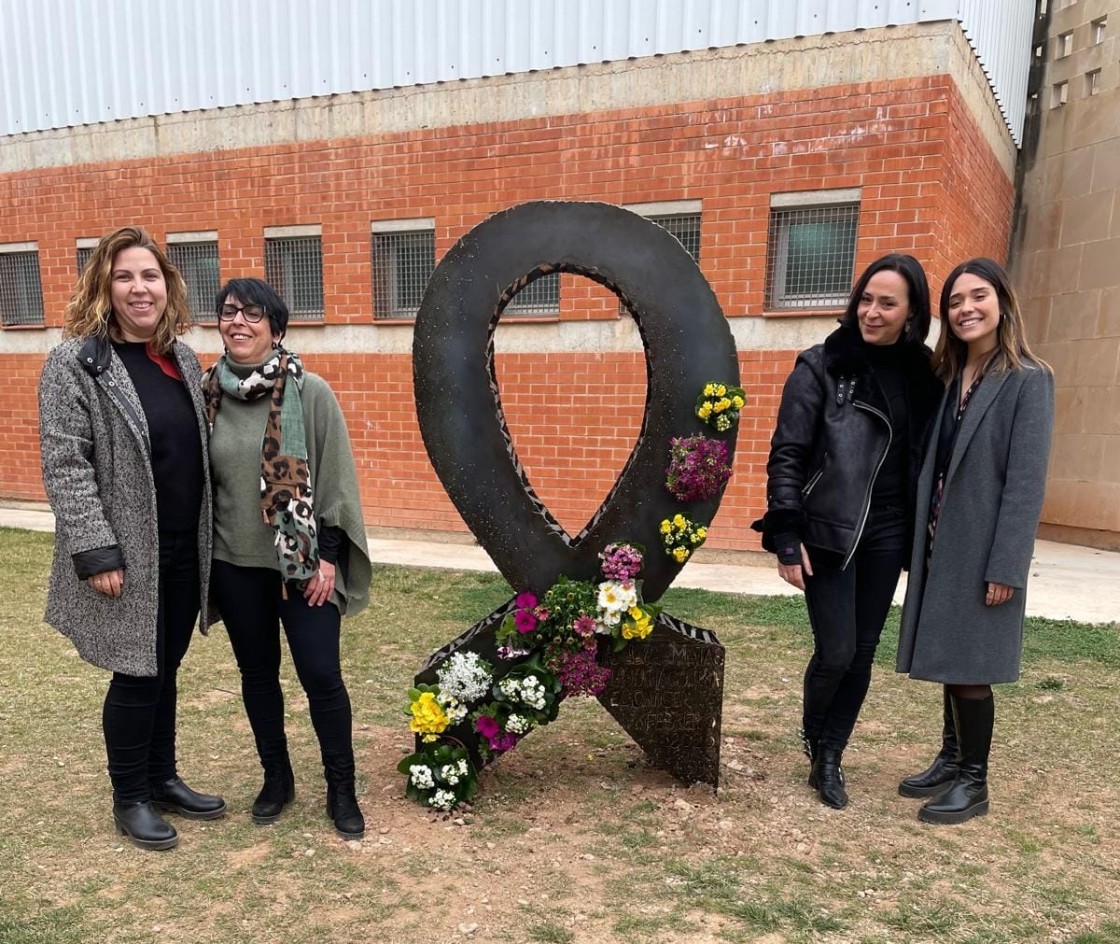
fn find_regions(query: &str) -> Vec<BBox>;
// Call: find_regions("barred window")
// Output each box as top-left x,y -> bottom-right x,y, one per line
371,229 -> 435,320
264,234 -> 323,320
0,246 -> 45,327
76,243 -> 96,276
650,212 -> 701,263
167,236 -> 221,322
766,196 -> 859,310
504,269 -> 560,316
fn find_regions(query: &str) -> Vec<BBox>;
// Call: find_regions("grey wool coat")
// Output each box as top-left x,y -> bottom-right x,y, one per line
897,363 -> 1054,684
38,336 -> 213,677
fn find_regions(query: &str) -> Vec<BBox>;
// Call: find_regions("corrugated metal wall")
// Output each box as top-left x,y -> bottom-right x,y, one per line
0,0 -> 1031,142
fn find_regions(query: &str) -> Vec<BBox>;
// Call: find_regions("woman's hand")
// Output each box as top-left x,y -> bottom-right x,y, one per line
89,569 -> 124,597
303,560 -> 336,607
985,582 -> 1014,606
778,545 -> 814,592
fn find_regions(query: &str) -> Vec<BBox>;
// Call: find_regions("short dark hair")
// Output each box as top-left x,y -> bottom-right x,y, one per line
215,277 -> 289,338
838,253 -> 932,345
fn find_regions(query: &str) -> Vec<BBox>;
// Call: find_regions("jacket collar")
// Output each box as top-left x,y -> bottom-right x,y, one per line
822,322 -> 933,378
76,335 -> 114,378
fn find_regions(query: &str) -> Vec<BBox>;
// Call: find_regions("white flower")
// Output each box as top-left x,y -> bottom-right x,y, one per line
505,713 -> 533,735
437,651 -> 494,703
439,763 -> 462,786
409,765 -> 435,790
598,580 -> 638,615
429,789 -> 457,811
437,693 -> 468,725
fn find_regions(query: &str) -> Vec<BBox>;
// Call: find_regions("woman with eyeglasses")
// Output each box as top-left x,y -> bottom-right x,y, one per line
38,226 -> 225,850
204,278 -> 372,839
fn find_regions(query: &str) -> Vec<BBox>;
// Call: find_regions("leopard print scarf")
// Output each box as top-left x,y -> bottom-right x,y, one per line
203,348 -> 319,582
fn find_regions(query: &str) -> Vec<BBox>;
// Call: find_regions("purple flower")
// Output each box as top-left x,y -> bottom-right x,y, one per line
599,542 -> 644,581
514,610 -> 538,634
475,715 -> 499,740
665,435 -> 732,502
556,648 -> 612,697
515,592 -> 537,610
573,615 -> 597,638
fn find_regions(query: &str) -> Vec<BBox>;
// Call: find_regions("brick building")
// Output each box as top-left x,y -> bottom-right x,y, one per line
0,1 -> 1033,553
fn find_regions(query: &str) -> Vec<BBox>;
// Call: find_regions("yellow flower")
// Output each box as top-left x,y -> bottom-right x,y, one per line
731,395 -> 744,409
628,606 -> 644,621
659,519 -> 672,535
409,691 -> 449,741
673,514 -> 686,528
623,615 -> 653,640
696,527 -> 708,540
717,398 -> 732,412
715,385 -> 727,396
673,546 -> 690,563
703,383 -> 716,397
697,403 -> 712,419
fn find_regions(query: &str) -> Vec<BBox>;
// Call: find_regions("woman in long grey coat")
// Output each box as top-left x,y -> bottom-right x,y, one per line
38,227 -> 224,850
896,257 -> 1054,825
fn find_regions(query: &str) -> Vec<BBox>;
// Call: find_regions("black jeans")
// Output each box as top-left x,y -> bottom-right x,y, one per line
802,507 -> 908,752
103,530 -> 200,803
211,560 -> 353,767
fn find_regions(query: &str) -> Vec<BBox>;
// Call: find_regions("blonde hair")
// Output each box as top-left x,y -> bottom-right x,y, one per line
63,227 -> 191,354
933,257 -> 1050,381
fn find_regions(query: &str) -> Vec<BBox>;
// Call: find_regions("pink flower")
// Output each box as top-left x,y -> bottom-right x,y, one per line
515,592 -> 537,610
533,605 -> 551,621
573,615 -> 597,638
476,715 -> 499,739
514,610 -> 538,634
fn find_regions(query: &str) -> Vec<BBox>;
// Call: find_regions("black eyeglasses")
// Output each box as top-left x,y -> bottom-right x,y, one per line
218,303 -> 266,323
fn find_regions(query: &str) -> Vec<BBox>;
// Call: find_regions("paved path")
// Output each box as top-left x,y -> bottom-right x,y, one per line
3,502 -> 1117,625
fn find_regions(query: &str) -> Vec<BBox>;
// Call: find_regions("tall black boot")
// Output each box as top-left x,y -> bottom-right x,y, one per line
323,751 -> 365,839
919,693 -> 993,825
815,747 -> 849,810
252,741 -> 295,825
899,686 -> 960,798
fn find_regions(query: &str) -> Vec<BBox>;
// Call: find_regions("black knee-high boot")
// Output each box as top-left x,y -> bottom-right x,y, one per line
899,686 -> 960,798
918,693 -> 993,824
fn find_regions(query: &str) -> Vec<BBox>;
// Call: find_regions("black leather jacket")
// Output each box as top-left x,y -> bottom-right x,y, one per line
752,324 -> 942,569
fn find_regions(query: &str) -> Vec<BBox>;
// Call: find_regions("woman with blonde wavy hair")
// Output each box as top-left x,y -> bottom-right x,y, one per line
39,226 -> 225,850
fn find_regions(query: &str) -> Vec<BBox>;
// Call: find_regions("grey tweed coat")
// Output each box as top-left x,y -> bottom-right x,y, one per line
897,363 -> 1054,685
38,336 -> 213,677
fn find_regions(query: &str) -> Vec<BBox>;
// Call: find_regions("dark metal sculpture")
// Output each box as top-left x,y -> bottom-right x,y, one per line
413,201 -> 738,788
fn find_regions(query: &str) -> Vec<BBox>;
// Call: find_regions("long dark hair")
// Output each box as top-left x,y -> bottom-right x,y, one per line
933,257 -> 1049,381
837,253 -> 932,346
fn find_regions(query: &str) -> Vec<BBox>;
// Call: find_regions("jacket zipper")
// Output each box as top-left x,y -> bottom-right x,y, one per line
843,398 -> 892,570
802,464 -> 825,497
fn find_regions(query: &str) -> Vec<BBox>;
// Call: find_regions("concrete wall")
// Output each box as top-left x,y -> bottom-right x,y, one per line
0,23 -> 1016,552
1014,0 -> 1120,549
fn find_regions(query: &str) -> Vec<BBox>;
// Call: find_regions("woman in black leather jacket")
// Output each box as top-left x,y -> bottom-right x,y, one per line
753,253 -> 942,809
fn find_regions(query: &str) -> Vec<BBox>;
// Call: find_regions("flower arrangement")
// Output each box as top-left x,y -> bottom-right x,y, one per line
401,540 -> 660,809
695,382 -> 746,432
397,741 -> 479,811
659,513 -> 709,563
665,435 -> 733,502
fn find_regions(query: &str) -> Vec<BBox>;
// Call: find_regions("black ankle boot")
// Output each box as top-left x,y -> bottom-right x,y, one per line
113,801 -> 179,851
150,777 -> 228,820
919,693 -> 993,825
815,748 -> 849,810
801,729 -> 821,788
323,752 -> 365,839
252,758 -> 295,825
900,686 -> 960,798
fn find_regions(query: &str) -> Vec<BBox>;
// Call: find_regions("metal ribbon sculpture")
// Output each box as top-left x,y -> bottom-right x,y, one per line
412,201 -> 738,789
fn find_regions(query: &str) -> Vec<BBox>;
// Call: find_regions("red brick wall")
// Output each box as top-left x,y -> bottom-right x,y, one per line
0,73 -> 1014,552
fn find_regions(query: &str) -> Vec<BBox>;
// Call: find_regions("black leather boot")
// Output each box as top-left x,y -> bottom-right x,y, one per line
150,777 -> 228,820
324,752 -> 365,839
113,800 -> 179,851
815,747 -> 849,810
801,729 -> 821,789
252,754 -> 296,825
919,693 -> 993,825
899,686 -> 960,798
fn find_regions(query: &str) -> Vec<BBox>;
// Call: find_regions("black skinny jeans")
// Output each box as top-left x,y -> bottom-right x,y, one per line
103,529 -> 200,804
802,507 -> 908,753
210,560 -> 353,768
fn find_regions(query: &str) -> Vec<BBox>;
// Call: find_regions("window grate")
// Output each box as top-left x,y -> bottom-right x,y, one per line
265,236 -> 323,320
372,230 -> 435,320
650,213 -> 701,262
76,245 -> 95,276
505,270 -> 560,315
0,250 -> 45,326
167,241 -> 221,322
766,203 -> 859,310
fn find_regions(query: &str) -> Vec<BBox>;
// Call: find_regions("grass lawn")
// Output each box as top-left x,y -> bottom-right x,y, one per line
1,527 -> 1118,944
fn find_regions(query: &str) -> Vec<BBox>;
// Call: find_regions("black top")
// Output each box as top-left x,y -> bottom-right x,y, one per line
866,341 -> 911,511
114,342 -> 204,533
